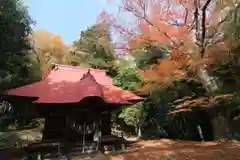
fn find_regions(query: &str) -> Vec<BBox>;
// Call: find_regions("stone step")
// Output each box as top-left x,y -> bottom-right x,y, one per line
42,156 -> 68,160
66,150 -> 98,156
67,148 -> 98,155
41,157 -> 68,160
66,142 -> 97,147
103,144 -> 125,154
66,142 -> 98,152
24,154 -> 68,160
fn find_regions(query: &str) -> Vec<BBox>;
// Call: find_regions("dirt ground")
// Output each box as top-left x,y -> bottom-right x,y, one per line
111,139 -> 240,160
0,137 -> 239,160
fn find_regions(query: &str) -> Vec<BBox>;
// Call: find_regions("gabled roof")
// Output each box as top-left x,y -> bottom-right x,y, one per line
7,64 -> 142,104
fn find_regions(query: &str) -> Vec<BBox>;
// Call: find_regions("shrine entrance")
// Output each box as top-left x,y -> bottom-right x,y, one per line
3,64 -> 142,158
31,96 -> 124,156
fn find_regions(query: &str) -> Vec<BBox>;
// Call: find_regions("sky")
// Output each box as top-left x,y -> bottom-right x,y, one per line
25,0 -> 116,44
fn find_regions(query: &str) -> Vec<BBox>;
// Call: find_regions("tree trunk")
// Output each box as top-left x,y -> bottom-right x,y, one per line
197,66 -> 218,92
137,126 -> 142,138
197,67 -> 233,140
211,113 -> 232,140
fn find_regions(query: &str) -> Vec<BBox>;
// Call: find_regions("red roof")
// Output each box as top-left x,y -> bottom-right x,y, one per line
7,64 -> 142,104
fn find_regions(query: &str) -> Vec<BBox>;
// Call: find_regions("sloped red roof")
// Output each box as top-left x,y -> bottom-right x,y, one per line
7,64 -> 142,104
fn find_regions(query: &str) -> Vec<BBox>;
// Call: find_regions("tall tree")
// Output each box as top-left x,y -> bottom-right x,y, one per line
100,0 -> 239,139
73,22 -> 117,70
100,0 -> 233,87
112,59 -> 146,138
29,30 -> 70,72
0,0 -> 40,91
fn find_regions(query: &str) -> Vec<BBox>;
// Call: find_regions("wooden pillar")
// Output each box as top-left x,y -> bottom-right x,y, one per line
42,111 -> 66,140
65,115 -> 68,142
42,116 -> 50,140
101,112 -> 111,135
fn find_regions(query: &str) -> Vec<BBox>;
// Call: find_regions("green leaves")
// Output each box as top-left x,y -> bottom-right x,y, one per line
0,0 -> 38,91
73,22 -> 116,70
133,44 -> 170,69
118,101 -> 146,128
113,60 -> 143,91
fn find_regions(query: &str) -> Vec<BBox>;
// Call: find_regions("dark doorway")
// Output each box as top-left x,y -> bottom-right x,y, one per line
197,110 -> 214,141
188,110 -> 214,141
166,111 -> 214,141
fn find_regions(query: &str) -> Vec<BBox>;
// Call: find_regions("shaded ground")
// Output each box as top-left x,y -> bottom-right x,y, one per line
68,139 -> 240,160
0,126 -> 239,160
71,154 -> 111,160
0,126 -> 43,159
111,139 -> 240,160
0,125 -> 42,149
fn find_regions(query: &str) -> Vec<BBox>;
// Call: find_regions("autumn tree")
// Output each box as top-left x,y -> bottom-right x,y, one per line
29,30 -> 70,72
65,45 -> 90,68
100,0 -> 239,140
100,0 -> 234,85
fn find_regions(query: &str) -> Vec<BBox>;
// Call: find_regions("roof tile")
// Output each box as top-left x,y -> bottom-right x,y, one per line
7,64 -> 142,104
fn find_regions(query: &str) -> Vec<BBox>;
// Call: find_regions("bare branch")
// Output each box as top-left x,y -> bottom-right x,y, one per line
183,7 -> 189,25
205,16 -> 230,46
200,0 -> 212,57
194,0 -> 199,42
122,2 -> 178,47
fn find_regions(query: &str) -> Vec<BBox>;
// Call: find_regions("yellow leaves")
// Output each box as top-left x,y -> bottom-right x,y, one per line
28,30 -> 70,72
113,60 -> 121,66
78,62 -> 91,68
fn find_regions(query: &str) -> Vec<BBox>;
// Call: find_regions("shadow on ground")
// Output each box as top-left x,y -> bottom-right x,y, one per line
0,127 -> 42,159
0,137 -> 239,160
112,139 -> 240,160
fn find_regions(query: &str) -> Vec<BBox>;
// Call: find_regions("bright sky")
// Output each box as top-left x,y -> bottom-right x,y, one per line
25,0 -> 116,44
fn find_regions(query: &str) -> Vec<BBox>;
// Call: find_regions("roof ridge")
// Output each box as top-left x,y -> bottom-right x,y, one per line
42,69 -> 54,80
52,63 -> 106,72
80,69 -> 104,97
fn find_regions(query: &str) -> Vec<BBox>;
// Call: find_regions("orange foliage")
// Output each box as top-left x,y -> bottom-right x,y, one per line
53,35 -> 64,48
101,0 -> 231,57
101,0 -> 234,111
137,58 -> 186,92
169,94 -> 233,115
128,24 -> 188,49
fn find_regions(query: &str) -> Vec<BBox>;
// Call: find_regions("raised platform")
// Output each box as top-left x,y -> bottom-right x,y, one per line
22,134 -> 127,158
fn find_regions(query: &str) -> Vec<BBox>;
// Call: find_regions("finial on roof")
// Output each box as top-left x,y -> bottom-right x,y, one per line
51,63 -> 58,70
51,63 -> 56,69
80,69 -> 93,80
87,69 -> 91,73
